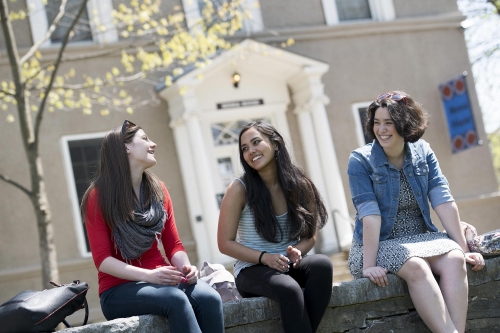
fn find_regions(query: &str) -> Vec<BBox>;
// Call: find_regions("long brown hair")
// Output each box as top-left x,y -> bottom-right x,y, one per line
81,123 -> 164,230
239,122 -> 327,243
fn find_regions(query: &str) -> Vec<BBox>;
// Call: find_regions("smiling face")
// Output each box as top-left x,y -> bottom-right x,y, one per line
240,126 -> 277,172
125,129 -> 157,172
373,107 -> 405,154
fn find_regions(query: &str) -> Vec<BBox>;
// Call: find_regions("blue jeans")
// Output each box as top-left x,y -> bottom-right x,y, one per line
100,280 -> 224,333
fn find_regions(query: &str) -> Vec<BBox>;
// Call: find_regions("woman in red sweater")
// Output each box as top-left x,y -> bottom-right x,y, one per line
81,120 -> 224,333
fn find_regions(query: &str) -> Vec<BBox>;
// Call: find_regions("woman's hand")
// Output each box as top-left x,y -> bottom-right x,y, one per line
181,265 -> 199,284
145,266 -> 184,285
363,266 -> 389,287
465,252 -> 485,271
286,246 -> 302,268
262,253 -> 290,273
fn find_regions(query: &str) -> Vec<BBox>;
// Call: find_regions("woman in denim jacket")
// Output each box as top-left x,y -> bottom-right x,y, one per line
347,91 -> 484,333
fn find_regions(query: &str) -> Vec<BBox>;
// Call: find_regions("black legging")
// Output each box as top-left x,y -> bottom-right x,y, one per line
235,254 -> 333,333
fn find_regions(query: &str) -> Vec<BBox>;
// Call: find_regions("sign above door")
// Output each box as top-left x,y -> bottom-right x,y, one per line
216,99 -> 264,110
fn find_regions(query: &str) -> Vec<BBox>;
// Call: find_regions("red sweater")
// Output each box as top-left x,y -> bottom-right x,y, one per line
84,183 -> 185,296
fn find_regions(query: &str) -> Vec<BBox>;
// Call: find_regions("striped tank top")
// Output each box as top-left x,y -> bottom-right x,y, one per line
233,178 -> 299,277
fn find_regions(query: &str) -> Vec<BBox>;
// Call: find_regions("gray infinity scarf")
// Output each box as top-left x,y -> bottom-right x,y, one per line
113,193 -> 167,262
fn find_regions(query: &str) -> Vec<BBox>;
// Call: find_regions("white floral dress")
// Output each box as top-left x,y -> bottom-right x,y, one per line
348,169 -> 462,278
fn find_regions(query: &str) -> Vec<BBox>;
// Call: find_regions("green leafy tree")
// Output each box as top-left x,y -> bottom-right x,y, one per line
459,0 -> 500,189
458,0 -> 500,134
0,0 -> 244,289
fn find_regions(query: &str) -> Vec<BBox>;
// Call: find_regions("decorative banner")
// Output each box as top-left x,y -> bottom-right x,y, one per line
439,73 -> 479,154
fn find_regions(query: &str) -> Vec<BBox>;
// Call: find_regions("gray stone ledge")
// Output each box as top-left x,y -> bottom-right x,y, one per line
62,256 -> 500,333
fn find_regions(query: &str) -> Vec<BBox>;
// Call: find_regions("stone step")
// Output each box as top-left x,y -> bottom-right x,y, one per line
328,251 -> 349,263
333,264 -> 352,283
329,251 -> 352,282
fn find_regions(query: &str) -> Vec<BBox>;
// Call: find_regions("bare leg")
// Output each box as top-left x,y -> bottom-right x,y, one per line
428,250 -> 468,333
397,257 -> 457,333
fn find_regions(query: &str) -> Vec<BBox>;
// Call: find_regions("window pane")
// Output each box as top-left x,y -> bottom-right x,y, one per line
72,164 -> 86,182
83,145 -> 99,162
68,137 -> 103,253
46,0 -> 92,43
335,0 -> 371,21
198,0 -> 244,32
358,107 -> 371,144
69,146 -> 83,163
211,118 -> 270,147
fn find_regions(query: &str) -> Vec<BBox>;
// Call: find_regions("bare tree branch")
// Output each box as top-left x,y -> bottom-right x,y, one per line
35,0 -> 89,143
59,71 -> 152,90
19,0 -> 68,65
58,39 -> 157,63
0,174 -> 32,197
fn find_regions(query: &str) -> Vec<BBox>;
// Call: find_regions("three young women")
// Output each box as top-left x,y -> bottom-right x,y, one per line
347,91 -> 485,333
81,120 -> 224,333
217,121 -> 334,333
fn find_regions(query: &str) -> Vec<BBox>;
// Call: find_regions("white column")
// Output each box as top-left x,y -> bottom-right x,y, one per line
181,0 -> 202,31
294,107 -> 338,253
321,0 -> 340,26
170,119 -> 212,266
184,114 -> 227,263
244,0 -> 264,32
310,99 -> 353,249
369,0 -> 396,22
274,108 -> 296,163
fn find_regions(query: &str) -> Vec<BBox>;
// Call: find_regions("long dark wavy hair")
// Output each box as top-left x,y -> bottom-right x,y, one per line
81,122 -> 164,230
239,122 -> 327,243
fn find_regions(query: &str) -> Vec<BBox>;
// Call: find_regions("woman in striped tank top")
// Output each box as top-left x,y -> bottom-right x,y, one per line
218,121 -> 333,333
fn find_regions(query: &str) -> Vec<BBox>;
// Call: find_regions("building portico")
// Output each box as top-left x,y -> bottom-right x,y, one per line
158,40 -> 353,265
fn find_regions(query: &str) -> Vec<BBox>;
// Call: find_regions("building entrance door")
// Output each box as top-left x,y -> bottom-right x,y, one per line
209,119 -> 269,207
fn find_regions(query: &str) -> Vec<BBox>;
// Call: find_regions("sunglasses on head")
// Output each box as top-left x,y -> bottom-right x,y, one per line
121,119 -> 136,134
377,93 -> 408,105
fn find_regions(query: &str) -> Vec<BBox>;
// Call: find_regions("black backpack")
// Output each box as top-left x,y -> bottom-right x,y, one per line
0,280 -> 89,333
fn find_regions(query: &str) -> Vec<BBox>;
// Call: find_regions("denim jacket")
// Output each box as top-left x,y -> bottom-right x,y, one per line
348,139 -> 454,244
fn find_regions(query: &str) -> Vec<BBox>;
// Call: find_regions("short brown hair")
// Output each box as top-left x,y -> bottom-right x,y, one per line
365,91 -> 430,143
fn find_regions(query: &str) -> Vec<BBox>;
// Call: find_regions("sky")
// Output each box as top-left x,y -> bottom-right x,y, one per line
458,0 -> 500,134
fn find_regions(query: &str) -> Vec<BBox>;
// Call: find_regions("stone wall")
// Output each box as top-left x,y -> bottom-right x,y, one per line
62,256 -> 500,333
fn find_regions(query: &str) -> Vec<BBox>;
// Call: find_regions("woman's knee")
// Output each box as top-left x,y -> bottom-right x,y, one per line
268,277 -> 305,304
198,285 -> 223,306
188,281 -> 223,310
439,250 -> 467,276
398,257 -> 433,284
156,286 -> 192,315
306,254 -> 333,274
447,250 -> 466,266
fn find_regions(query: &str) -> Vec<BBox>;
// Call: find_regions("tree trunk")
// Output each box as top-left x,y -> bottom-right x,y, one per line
21,88 -> 60,289
29,152 -> 60,288
0,0 -> 60,289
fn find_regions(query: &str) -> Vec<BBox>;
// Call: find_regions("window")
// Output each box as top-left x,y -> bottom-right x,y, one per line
27,0 -> 118,47
352,102 -> 371,147
182,0 -> 264,34
322,0 -> 395,25
61,132 -> 105,257
45,0 -> 92,43
336,0 -> 371,21
210,118 -> 268,208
